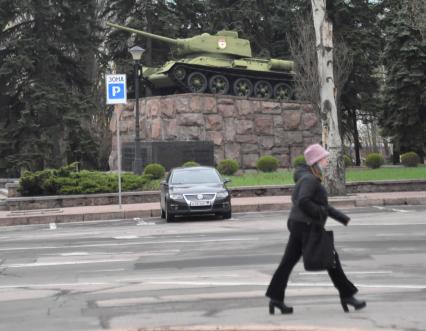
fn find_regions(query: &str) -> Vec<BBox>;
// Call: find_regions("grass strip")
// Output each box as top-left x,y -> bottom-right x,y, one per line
226,166 -> 426,187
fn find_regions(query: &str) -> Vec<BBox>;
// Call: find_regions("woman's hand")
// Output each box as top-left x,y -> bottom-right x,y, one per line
327,205 -> 350,225
344,217 -> 351,226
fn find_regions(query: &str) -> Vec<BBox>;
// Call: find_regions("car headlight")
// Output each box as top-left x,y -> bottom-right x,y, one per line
216,191 -> 229,198
169,193 -> 184,200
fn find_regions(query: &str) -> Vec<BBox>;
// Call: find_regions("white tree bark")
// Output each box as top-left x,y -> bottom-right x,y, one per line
311,0 -> 346,195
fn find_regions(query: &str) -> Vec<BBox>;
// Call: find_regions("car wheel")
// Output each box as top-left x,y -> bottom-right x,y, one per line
161,208 -> 165,219
222,210 -> 232,219
165,206 -> 175,223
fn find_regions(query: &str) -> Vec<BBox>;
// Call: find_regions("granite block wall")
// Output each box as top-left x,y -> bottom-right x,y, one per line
109,93 -> 321,170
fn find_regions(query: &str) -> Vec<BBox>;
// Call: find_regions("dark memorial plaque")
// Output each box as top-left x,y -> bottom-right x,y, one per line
121,141 -> 214,171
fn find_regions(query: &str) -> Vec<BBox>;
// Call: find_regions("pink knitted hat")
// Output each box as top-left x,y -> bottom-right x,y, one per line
304,144 -> 330,166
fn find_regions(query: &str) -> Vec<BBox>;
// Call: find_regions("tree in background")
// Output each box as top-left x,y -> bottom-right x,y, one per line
328,0 -> 383,166
204,0 -> 274,57
204,0 -> 310,59
380,0 -> 426,162
103,0 -> 207,97
287,13 -> 353,134
310,0 -> 346,195
1,0 -> 424,177
0,0 -> 102,177
404,0 -> 425,40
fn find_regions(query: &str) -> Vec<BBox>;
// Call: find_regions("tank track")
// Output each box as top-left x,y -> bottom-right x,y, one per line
165,63 -> 295,100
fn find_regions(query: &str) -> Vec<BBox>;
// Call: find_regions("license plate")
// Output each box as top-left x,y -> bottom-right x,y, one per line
190,201 -> 211,206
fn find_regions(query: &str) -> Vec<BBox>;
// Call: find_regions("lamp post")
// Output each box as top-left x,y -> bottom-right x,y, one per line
129,46 -> 145,175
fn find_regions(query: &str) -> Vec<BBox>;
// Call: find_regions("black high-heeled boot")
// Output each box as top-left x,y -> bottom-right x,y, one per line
340,296 -> 366,312
269,299 -> 293,315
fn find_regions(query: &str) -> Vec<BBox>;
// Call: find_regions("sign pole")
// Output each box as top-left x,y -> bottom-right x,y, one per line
117,110 -> 122,209
106,73 -> 127,210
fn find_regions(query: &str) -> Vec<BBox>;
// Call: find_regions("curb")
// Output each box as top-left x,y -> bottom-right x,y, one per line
103,326 -> 386,331
1,195 -> 425,227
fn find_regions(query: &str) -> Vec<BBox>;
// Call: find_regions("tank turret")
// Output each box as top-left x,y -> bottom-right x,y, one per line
107,22 -> 252,57
107,22 -> 295,100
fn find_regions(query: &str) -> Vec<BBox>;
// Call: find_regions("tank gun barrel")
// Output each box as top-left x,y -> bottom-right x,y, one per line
106,22 -> 180,46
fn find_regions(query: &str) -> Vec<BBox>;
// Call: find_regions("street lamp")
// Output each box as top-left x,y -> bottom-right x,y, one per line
129,45 -> 145,175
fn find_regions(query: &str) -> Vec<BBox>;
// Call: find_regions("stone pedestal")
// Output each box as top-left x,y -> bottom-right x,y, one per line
109,93 -> 321,170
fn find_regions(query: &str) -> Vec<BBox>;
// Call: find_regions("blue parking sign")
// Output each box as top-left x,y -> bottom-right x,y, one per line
106,74 -> 127,104
109,84 -> 125,99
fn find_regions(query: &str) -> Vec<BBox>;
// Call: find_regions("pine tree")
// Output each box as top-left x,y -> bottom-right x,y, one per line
380,0 -> 426,161
0,0 -> 101,176
103,0 -> 194,97
204,0 -> 276,57
327,0 -> 383,165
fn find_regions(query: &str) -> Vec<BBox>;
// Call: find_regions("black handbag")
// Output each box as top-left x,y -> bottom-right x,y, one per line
302,225 -> 335,271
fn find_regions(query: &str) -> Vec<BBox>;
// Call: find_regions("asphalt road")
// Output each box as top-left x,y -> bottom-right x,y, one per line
0,205 -> 425,331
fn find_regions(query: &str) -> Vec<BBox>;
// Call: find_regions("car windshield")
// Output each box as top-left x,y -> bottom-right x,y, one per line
171,168 -> 222,185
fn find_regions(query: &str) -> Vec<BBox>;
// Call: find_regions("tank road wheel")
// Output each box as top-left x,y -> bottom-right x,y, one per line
172,65 -> 187,81
254,80 -> 273,99
187,71 -> 208,93
209,75 -> 229,95
233,78 -> 253,97
274,83 -> 293,101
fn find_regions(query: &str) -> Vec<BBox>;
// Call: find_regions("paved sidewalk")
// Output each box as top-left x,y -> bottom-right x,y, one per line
1,191 -> 426,226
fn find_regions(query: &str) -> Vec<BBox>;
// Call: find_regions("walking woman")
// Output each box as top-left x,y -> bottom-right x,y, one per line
266,144 -> 366,314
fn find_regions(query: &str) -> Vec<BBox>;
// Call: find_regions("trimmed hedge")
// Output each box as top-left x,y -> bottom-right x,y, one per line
344,155 -> 353,167
365,153 -> 384,169
292,155 -> 306,168
143,163 -> 166,179
256,155 -> 279,172
182,161 -> 200,167
400,152 -> 420,167
217,159 -> 239,175
18,164 -> 158,196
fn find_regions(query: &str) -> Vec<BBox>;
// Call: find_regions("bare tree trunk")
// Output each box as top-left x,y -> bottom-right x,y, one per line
366,122 -> 373,154
371,120 -> 378,153
392,140 -> 400,165
383,137 -> 390,161
352,109 -> 361,166
311,0 -> 346,196
287,14 -> 352,131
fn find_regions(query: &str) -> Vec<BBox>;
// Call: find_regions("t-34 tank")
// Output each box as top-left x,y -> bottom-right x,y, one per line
107,22 -> 295,100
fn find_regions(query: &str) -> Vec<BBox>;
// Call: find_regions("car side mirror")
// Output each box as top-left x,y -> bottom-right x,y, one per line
224,178 -> 231,184
160,181 -> 168,187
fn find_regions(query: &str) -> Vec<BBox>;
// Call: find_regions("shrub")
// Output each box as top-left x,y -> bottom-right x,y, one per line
57,162 -> 79,177
18,164 -> 157,196
292,155 -> 306,168
400,152 -> 420,167
182,161 -> 200,167
54,177 -> 81,195
41,176 -> 62,195
143,163 -> 166,179
19,169 -> 55,196
217,159 -> 239,175
344,155 -> 353,167
122,173 -> 150,191
256,155 -> 279,172
365,153 -> 384,169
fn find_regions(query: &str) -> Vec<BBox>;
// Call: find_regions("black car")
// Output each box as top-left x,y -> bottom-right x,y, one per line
160,166 -> 232,222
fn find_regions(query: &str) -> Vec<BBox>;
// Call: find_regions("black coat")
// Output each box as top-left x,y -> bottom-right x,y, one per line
288,165 -> 350,228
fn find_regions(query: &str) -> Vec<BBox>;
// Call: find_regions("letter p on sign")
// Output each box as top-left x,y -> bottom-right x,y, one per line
106,74 -> 127,104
